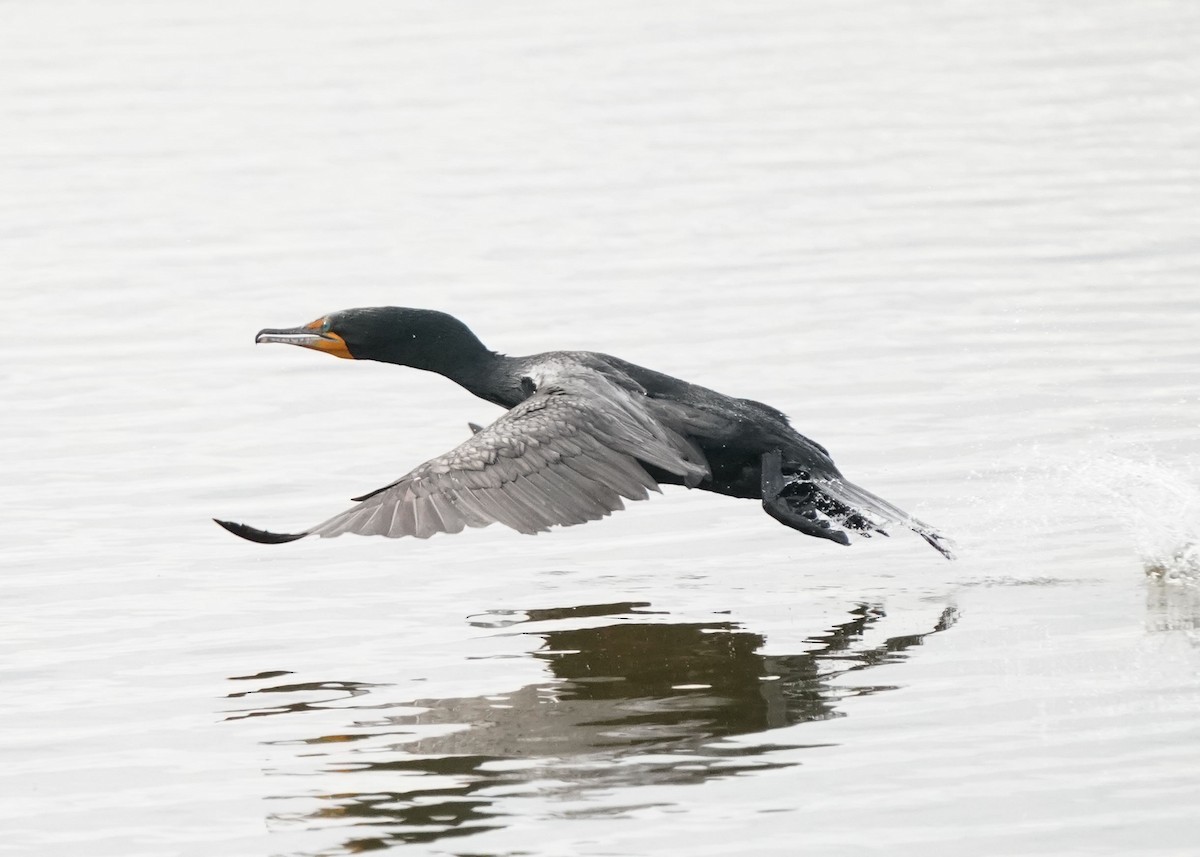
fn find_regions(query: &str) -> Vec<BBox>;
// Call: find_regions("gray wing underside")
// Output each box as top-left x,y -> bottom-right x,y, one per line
306,368 -> 711,540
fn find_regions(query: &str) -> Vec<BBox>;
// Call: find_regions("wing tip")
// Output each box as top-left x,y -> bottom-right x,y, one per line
922,531 -> 958,561
213,518 -> 309,544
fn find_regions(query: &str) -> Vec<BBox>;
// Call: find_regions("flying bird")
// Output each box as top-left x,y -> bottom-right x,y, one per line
215,307 -> 954,559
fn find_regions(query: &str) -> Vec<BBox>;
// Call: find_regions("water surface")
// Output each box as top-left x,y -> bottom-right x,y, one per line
2,2 -> 1199,855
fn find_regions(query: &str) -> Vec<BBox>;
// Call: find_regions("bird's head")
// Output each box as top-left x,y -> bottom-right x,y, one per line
255,306 -> 490,371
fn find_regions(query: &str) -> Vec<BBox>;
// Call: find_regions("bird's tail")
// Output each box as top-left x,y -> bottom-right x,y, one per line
811,475 -> 956,560
763,450 -> 955,559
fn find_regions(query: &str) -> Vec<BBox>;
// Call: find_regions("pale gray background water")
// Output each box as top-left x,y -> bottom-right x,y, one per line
2,2 -> 1198,855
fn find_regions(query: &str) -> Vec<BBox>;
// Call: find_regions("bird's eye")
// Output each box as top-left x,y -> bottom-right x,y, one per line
321,319 -> 333,334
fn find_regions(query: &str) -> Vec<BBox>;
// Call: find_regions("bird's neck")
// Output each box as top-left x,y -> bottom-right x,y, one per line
363,313 -> 526,409
437,349 -> 517,407
387,340 -> 516,410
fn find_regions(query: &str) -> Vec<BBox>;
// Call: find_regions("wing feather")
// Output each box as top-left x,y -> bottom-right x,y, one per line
467,485 -> 545,534
300,365 -> 709,541
356,503 -> 391,537
523,468 -> 609,525
561,444 -> 656,500
411,495 -> 442,539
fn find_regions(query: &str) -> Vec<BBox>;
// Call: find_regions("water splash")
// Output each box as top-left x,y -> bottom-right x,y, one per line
1070,454 -> 1200,584
959,450 -> 1200,584
1143,543 -> 1200,584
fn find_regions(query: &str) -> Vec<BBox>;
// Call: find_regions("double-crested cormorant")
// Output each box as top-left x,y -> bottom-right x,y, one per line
215,307 -> 954,559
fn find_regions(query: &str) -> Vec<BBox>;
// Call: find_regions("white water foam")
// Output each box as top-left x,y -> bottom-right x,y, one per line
957,449 -> 1200,584
1071,454 -> 1200,585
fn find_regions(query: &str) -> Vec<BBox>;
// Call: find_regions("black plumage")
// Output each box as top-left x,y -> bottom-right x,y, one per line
215,307 -> 954,559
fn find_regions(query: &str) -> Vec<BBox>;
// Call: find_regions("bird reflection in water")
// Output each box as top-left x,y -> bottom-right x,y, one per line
226,601 -> 956,852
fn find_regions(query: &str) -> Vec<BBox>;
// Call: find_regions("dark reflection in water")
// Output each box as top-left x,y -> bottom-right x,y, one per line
226,601 -> 956,853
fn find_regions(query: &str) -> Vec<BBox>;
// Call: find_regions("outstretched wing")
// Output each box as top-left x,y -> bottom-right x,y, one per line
217,366 -> 710,543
